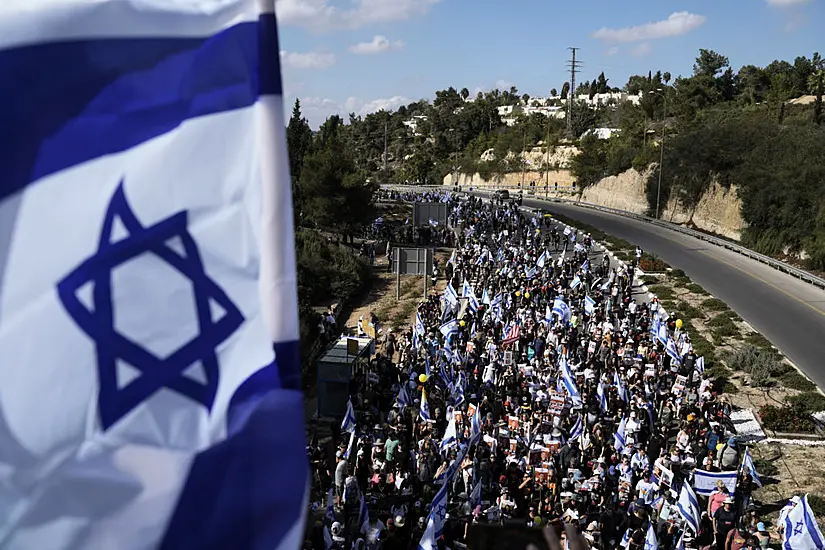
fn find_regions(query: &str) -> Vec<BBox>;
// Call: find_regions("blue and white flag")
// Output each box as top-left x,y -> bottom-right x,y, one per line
568,415 -> 583,441
570,275 -> 582,289
462,280 -> 480,313
621,529 -> 632,548
343,430 -> 356,460
469,480 -> 482,509
358,485 -> 370,535
440,319 -> 459,339
396,384 -> 411,409
481,288 -> 491,306
325,487 -> 337,525
677,481 -> 701,533
675,532 -> 686,550
443,282 -> 459,308
696,355 -> 705,374
741,447 -> 763,488
418,481 -> 449,550
525,266 -> 537,280
561,370 -> 583,408
0,3 -> 308,549
536,250 -> 548,269
693,470 -> 738,496
614,371 -> 628,402
597,380 -> 608,413
440,416 -> 458,454
666,337 -> 683,365
470,403 -> 482,445
342,398 -> 357,433
420,390 -> 432,422
614,417 -> 627,452
584,295 -> 596,316
783,495 -> 825,550
645,522 -> 659,550
552,297 -> 571,325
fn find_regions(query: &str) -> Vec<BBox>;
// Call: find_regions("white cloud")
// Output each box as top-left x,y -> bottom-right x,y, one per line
631,43 -> 652,57
766,0 -> 810,5
349,35 -> 404,54
276,0 -> 440,31
592,12 -> 706,43
606,46 -> 619,56
495,79 -> 514,91
279,50 -> 336,69
300,95 -> 413,127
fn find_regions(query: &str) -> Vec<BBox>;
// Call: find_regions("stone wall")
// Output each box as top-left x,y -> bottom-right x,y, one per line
444,166 -> 746,241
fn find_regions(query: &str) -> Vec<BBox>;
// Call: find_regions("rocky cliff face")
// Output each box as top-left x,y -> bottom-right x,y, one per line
444,164 -> 746,240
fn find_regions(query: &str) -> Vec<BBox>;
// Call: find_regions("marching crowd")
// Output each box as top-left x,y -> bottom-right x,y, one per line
306,193 -> 823,550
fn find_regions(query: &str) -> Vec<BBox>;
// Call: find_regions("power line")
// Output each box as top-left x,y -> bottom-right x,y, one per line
566,47 -> 583,135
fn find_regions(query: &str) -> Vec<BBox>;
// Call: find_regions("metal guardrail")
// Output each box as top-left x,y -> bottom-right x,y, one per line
538,195 -> 825,290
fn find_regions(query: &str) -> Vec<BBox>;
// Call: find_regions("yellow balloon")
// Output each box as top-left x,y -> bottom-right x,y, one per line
515,291 -> 521,297
525,292 -> 531,299
675,319 -> 683,329
419,374 -> 428,383
459,320 -> 466,327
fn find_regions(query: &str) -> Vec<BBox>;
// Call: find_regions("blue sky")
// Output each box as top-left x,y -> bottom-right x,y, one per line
275,0 -> 823,127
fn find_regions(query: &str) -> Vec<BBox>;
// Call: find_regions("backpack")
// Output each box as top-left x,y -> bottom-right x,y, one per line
707,432 -> 720,451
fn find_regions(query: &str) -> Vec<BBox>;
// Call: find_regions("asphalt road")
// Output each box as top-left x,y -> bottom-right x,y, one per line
505,195 -> 825,391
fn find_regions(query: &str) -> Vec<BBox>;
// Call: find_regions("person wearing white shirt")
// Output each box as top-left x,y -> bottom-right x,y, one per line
631,448 -> 650,472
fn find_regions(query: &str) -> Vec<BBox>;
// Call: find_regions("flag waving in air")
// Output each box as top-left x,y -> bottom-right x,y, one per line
0,2 -> 307,549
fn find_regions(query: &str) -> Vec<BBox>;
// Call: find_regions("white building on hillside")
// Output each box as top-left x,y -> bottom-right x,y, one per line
402,115 -> 427,136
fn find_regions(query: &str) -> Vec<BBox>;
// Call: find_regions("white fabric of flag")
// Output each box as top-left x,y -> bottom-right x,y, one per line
536,250 -> 548,269
440,416 -> 457,454
440,319 -> 459,339
597,380 -> 608,413
0,2 -> 307,549
462,279 -> 479,313
645,522 -> 659,550
783,494 -> 825,550
420,390 -> 431,422
676,481 -> 700,533
570,275 -> 582,289
568,415 -> 583,441
418,482 -> 448,550
614,371 -> 628,402
552,297 -> 571,324
614,417 -> 627,452
741,447 -> 762,488
693,470 -> 738,496
443,282 -> 459,308
584,295 -> 596,316
341,398 -> 357,434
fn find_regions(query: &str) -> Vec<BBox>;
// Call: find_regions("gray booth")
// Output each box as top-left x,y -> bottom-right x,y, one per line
316,336 -> 374,419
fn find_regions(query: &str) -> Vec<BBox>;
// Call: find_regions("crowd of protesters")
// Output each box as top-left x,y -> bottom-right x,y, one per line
305,193 -> 812,550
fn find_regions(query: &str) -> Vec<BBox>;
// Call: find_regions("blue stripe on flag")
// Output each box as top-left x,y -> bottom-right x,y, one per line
161,375 -> 308,549
0,15 -> 279,203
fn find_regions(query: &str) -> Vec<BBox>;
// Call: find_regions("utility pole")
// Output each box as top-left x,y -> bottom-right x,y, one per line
382,121 -> 388,182
566,47 -> 583,136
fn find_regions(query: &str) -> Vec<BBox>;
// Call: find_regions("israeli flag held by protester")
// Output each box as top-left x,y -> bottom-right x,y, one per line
561,370 -> 583,408
470,403 -> 482,444
552,297 -> 571,324
325,486 -> 336,524
342,398 -> 357,433
696,355 -> 705,374
614,371 -> 628,402
597,380 -> 608,413
462,280 -> 479,313
536,250 -> 548,269
525,266 -> 537,280
584,295 -> 596,316
574,242 -> 585,252
645,522 -> 659,550
677,481 -> 701,533
396,384 -> 411,409
418,481 -> 449,550
469,480 -> 482,509
741,447 -> 763,488
343,430 -> 356,459
323,526 -> 335,550
783,494 -> 825,550
440,416 -> 458,454
443,282 -> 459,308
614,417 -> 627,452
440,319 -> 459,339
420,390 -> 432,422
568,415 -> 583,441
621,529 -> 632,548
675,532 -> 686,550
693,470 -> 738,496
0,2 -> 308,549
570,275 -> 582,289
666,337 -> 683,365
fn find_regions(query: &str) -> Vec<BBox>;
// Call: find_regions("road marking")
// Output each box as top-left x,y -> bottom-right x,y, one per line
697,249 -> 825,318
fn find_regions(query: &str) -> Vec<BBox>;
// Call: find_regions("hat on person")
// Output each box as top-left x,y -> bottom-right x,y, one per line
395,515 -> 406,527
587,521 -> 598,532
724,497 -> 735,504
757,522 -> 767,532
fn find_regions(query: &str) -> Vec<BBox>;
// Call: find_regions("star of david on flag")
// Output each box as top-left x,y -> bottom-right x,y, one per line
0,2 -> 307,549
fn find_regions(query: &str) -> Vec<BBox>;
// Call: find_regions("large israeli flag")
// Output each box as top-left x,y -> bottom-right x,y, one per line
783,495 -> 825,550
676,481 -> 700,533
0,2 -> 307,549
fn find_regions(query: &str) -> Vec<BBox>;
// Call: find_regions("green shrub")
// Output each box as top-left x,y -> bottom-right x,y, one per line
777,369 -> 817,392
639,253 -> 669,272
702,298 -> 729,311
686,283 -> 708,295
709,314 -> 739,339
671,269 -> 686,278
648,285 -> 675,301
746,332 -> 774,351
758,404 -> 817,433
676,301 -> 702,320
787,392 -> 825,414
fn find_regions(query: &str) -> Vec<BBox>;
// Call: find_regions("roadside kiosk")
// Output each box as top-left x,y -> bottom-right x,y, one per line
316,335 -> 374,419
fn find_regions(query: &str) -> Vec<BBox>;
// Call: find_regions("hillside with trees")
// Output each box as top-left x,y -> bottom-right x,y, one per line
295,49 -> 824,270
